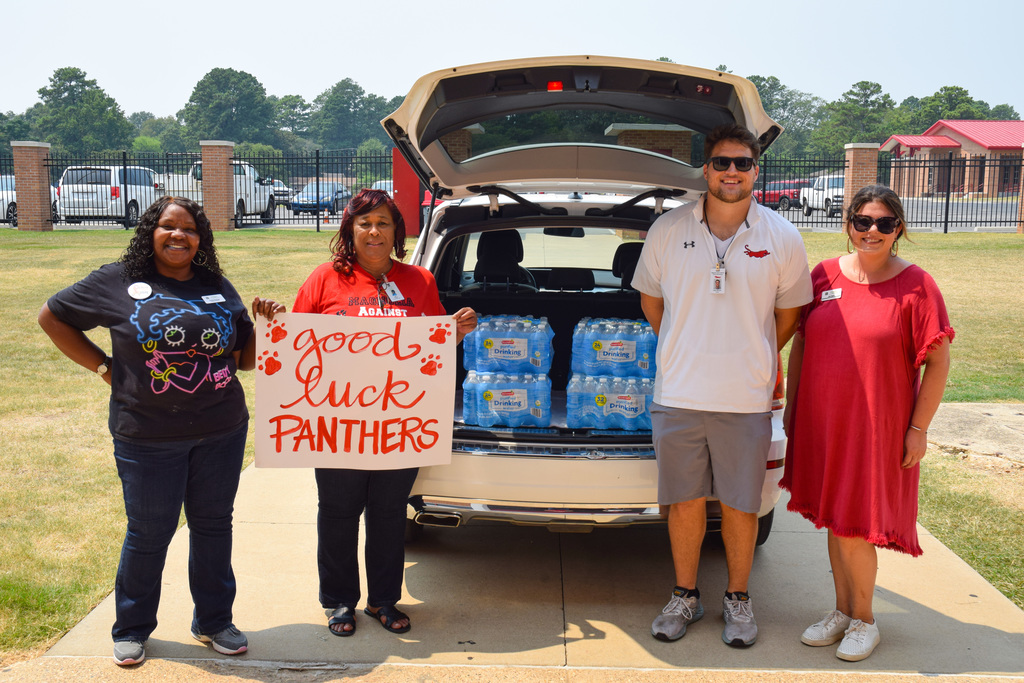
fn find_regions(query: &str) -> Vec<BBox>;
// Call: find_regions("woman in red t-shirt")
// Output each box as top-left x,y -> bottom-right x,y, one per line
253,189 -> 476,637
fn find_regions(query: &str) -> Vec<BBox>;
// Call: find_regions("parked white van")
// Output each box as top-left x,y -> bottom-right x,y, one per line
57,166 -> 162,228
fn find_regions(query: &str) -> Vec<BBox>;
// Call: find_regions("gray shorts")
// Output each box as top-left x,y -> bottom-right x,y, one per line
650,404 -> 771,514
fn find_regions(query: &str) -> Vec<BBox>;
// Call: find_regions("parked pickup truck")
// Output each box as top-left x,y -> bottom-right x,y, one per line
800,174 -> 844,218
156,161 -> 277,226
753,179 -> 811,211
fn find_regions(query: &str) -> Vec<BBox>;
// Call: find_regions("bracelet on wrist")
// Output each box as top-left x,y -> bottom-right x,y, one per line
909,424 -> 927,433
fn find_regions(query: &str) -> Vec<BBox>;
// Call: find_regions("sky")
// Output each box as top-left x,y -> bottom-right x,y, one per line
6,0 -> 1023,130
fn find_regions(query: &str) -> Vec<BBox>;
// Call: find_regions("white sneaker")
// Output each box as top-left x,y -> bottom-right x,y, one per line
801,609 -> 852,646
837,619 -> 880,662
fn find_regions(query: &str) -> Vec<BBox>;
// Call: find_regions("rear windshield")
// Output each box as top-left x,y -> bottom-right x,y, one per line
464,227 -> 644,276
467,110 -> 694,164
63,168 -> 110,185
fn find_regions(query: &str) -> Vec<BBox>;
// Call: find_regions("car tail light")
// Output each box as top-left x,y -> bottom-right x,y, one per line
766,458 -> 785,470
56,186 -> 61,197
547,81 -> 563,92
111,186 -> 120,199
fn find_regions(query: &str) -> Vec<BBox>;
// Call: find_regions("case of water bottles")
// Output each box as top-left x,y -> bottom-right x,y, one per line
463,315 -> 555,374
462,316 -> 554,428
463,371 -> 552,428
571,317 -> 657,378
566,375 -> 654,430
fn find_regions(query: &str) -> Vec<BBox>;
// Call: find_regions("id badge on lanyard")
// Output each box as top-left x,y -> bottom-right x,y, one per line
710,259 -> 726,295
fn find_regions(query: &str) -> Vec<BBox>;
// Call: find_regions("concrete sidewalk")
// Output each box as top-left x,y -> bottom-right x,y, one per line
6,404 -> 1024,681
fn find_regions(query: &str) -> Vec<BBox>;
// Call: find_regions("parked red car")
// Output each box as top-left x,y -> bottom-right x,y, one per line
753,179 -> 811,211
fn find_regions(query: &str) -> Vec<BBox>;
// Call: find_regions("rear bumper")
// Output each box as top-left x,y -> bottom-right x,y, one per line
409,414 -> 786,529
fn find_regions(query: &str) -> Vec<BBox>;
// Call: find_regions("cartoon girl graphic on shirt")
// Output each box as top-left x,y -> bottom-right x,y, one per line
130,294 -> 235,394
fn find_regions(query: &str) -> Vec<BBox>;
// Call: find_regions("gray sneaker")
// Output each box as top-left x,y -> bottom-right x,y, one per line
113,639 -> 145,666
651,589 -> 704,641
722,593 -> 757,647
191,625 -> 248,655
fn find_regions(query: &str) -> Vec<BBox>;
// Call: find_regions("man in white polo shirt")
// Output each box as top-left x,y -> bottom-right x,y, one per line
632,124 -> 812,647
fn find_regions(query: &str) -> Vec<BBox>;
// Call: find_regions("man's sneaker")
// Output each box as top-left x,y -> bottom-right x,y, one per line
722,593 -> 758,647
651,589 -> 704,641
801,609 -> 852,646
837,619 -> 880,662
191,625 -> 248,655
113,639 -> 145,666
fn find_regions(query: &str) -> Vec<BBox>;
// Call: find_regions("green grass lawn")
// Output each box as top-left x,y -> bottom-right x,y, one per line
0,227 -> 1021,661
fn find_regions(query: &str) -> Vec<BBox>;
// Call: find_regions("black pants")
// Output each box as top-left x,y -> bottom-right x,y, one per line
314,467 -> 419,610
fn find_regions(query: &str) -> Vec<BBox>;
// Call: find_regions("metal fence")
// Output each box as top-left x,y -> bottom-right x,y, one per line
879,152 -> 1023,233
231,150 -> 392,230
755,155 -> 847,231
34,150 -> 393,231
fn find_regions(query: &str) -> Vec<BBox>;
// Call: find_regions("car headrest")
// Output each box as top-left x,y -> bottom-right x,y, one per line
546,268 -> 595,291
612,242 -> 644,289
476,230 -> 524,264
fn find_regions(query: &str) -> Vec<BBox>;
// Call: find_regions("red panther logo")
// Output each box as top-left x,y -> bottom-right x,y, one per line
744,244 -> 770,258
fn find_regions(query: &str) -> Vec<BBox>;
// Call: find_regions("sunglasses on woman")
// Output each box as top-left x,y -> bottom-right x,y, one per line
851,215 -> 900,234
707,156 -> 756,172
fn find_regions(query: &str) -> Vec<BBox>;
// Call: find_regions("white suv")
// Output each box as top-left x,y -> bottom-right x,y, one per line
57,165 -> 162,228
386,56 -> 787,544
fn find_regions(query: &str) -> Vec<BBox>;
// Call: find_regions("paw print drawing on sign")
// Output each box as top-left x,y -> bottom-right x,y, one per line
258,350 -> 282,376
420,354 -> 442,376
265,320 -> 288,344
428,323 -> 452,344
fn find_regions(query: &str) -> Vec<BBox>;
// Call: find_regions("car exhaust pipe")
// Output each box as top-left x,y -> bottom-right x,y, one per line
414,511 -> 463,528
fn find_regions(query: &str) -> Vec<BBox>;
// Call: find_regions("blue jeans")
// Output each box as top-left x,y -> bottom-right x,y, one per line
111,421 -> 247,642
314,467 -> 418,610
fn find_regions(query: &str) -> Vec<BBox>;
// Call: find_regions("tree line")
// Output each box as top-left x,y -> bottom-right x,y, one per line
0,64 -> 1019,161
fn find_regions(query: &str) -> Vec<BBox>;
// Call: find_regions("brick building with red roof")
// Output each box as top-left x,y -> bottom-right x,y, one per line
881,120 -> 1024,198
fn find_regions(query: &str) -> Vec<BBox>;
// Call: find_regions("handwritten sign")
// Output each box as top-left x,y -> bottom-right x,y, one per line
255,313 -> 455,469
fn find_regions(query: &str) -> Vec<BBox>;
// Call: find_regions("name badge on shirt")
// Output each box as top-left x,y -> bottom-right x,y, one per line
202,294 -> 227,304
127,282 -> 152,300
381,280 -> 404,302
709,265 -> 727,295
821,288 -> 842,302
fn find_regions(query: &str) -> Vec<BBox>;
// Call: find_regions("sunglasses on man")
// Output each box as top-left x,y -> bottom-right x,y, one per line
707,156 -> 756,172
850,215 -> 901,234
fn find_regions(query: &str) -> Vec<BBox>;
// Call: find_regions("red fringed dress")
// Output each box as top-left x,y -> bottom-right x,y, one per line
780,258 -> 954,556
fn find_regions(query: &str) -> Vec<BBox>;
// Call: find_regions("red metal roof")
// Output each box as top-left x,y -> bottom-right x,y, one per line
921,120 -> 1024,150
880,134 -> 961,154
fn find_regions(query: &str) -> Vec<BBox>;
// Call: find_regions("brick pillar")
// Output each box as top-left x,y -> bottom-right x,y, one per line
200,140 -> 235,231
844,143 -> 880,215
440,130 -> 473,162
10,141 -> 52,231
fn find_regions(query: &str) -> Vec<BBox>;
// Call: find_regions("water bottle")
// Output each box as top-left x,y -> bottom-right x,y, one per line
462,370 -> 478,425
571,318 -> 589,375
638,322 -> 657,379
594,377 -> 612,430
639,378 -> 654,429
623,377 -> 641,430
566,374 -> 583,428
477,373 -> 497,427
531,318 -> 553,374
530,374 -> 552,427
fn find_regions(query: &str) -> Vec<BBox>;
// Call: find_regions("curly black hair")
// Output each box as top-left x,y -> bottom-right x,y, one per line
119,196 -> 224,284
329,188 -> 407,275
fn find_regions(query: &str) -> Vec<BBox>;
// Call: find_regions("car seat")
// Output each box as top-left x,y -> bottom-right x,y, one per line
470,230 -> 537,290
612,242 -> 644,290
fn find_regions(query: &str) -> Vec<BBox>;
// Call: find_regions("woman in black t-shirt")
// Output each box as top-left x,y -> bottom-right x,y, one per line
39,197 -> 258,666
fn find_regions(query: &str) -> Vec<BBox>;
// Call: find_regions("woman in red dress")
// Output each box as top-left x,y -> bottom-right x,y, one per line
780,185 -> 953,662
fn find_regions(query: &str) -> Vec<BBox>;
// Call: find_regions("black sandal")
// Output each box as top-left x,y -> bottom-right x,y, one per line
325,606 -> 356,637
364,605 -> 411,634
